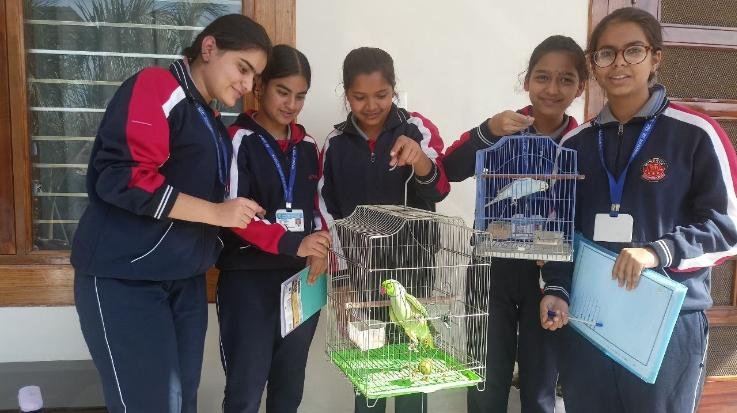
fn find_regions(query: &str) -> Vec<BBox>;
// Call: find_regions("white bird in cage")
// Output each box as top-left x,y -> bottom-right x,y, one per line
380,279 -> 435,351
485,177 -> 549,207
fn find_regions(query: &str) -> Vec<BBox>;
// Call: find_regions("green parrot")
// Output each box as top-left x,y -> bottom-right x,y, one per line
417,358 -> 433,376
380,279 -> 435,351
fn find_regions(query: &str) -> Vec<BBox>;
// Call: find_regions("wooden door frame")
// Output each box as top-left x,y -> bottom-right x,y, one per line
637,0 -> 737,49
0,0 -> 17,255
585,0 -> 737,120
0,0 -> 296,306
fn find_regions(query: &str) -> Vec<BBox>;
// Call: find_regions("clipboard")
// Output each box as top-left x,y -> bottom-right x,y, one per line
568,236 -> 687,383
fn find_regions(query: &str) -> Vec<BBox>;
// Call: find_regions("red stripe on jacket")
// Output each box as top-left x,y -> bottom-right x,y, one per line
409,111 -> 451,195
125,68 -> 180,193
231,220 -> 287,255
669,102 -> 737,196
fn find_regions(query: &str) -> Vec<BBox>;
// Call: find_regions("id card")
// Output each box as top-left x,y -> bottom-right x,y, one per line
593,213 -> 634,242
276,209 -> 305,232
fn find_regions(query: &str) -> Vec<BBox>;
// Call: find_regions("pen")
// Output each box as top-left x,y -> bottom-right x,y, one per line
547,310 -> 604,328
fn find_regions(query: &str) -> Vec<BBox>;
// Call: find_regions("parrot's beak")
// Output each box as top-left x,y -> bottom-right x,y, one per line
379,286 -> 386,295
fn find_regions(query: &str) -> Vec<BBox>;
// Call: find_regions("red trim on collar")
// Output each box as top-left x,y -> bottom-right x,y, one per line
518,106 -> 533,116
246,109 -> 307,144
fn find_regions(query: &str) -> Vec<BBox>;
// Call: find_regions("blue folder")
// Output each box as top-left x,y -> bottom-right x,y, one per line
280,266 -> 327,337
568,236 -> 687,383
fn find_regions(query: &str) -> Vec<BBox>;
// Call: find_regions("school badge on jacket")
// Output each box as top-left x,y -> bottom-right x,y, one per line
641,157 -> 668,182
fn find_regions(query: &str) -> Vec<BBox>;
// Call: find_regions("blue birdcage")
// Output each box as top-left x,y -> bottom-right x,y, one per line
473,134 -> 582,261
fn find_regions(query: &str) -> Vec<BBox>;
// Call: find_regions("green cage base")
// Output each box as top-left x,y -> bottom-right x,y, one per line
329,344 -> 483,399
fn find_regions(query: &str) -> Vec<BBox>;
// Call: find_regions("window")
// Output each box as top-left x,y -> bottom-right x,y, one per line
0,0 -> 295,306
24,0 -> 243,250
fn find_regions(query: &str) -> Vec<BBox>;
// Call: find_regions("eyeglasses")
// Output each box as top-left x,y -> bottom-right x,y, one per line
591,45 -> 653,68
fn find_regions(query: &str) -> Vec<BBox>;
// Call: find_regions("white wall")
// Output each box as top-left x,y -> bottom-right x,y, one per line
1,2 -> 588,411
0,308 -> 90,362
297,0 -> 589,225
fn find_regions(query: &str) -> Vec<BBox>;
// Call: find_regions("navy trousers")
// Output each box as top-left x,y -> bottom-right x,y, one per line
468,258 -> 558,413
74,272 -> 208,413
559,310 -> 708,413
217,269 -> 320,413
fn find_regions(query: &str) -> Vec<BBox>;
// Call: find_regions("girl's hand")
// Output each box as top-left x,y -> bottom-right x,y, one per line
218,197 -> 265,228
306,255 -> 328,284
389,135 -> 432,175
540,295 -> 569,331
488,110 -> 535,136
612,247 -> 659,290
297,230 -> 331,259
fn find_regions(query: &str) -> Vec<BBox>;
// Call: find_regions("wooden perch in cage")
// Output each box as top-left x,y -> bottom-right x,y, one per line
344,295 -> 460,310
479,173 -> 585,180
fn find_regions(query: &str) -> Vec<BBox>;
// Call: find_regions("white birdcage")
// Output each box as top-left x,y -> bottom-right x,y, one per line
326,205 -> 491,401
473,134 -> 583,261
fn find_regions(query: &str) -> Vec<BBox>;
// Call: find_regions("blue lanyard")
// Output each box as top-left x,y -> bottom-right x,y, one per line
194,104 -> 229,186
258,135 -> 298,210
597,117 -> 657,216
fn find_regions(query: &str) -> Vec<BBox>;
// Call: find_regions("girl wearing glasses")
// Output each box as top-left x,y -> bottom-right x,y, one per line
71,15 -> 270,413
216,45 -> 331,413
443,35 -> 587,413
540,7 -> 736,412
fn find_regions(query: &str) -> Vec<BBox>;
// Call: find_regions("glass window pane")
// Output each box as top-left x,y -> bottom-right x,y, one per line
24,0 -> 243,250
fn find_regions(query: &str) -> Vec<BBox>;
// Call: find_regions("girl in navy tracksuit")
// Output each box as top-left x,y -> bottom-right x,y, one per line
443,36 -> 588,413
540,8 -> 737,413
216,45 -> 331,413
319,47 -> 450,413
71,15 -> 270,413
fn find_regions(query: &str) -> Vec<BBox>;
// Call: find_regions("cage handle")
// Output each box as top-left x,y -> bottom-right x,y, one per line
404,165 -> 415,206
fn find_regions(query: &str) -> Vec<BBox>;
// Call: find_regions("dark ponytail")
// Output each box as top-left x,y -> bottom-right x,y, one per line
183,14 -> 271,61
342,47 -> 396,91
526,35 -> 588,82
261,44 -> 311,88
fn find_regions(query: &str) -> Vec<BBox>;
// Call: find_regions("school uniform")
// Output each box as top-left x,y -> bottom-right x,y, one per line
443,106 -> 577,413
542,85 -> 737,412
318,104 -> 450,413
216,112 -> 323,413
71,59 -> 230,412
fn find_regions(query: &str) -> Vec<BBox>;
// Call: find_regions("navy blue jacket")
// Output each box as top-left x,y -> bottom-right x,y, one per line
542,86 -> 737,311
71,60 -> 229,280
318,105 -> 450,223
217,112 -> 323,272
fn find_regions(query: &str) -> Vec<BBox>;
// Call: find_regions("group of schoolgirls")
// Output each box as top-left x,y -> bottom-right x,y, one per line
71,7 -> 736,413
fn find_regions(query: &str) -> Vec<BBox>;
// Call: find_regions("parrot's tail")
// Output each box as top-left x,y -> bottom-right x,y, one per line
484,197 -> 502,208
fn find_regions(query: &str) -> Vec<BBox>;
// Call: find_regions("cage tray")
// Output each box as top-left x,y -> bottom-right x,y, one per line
329,343 -> 483,399
473,239 -> 572,261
